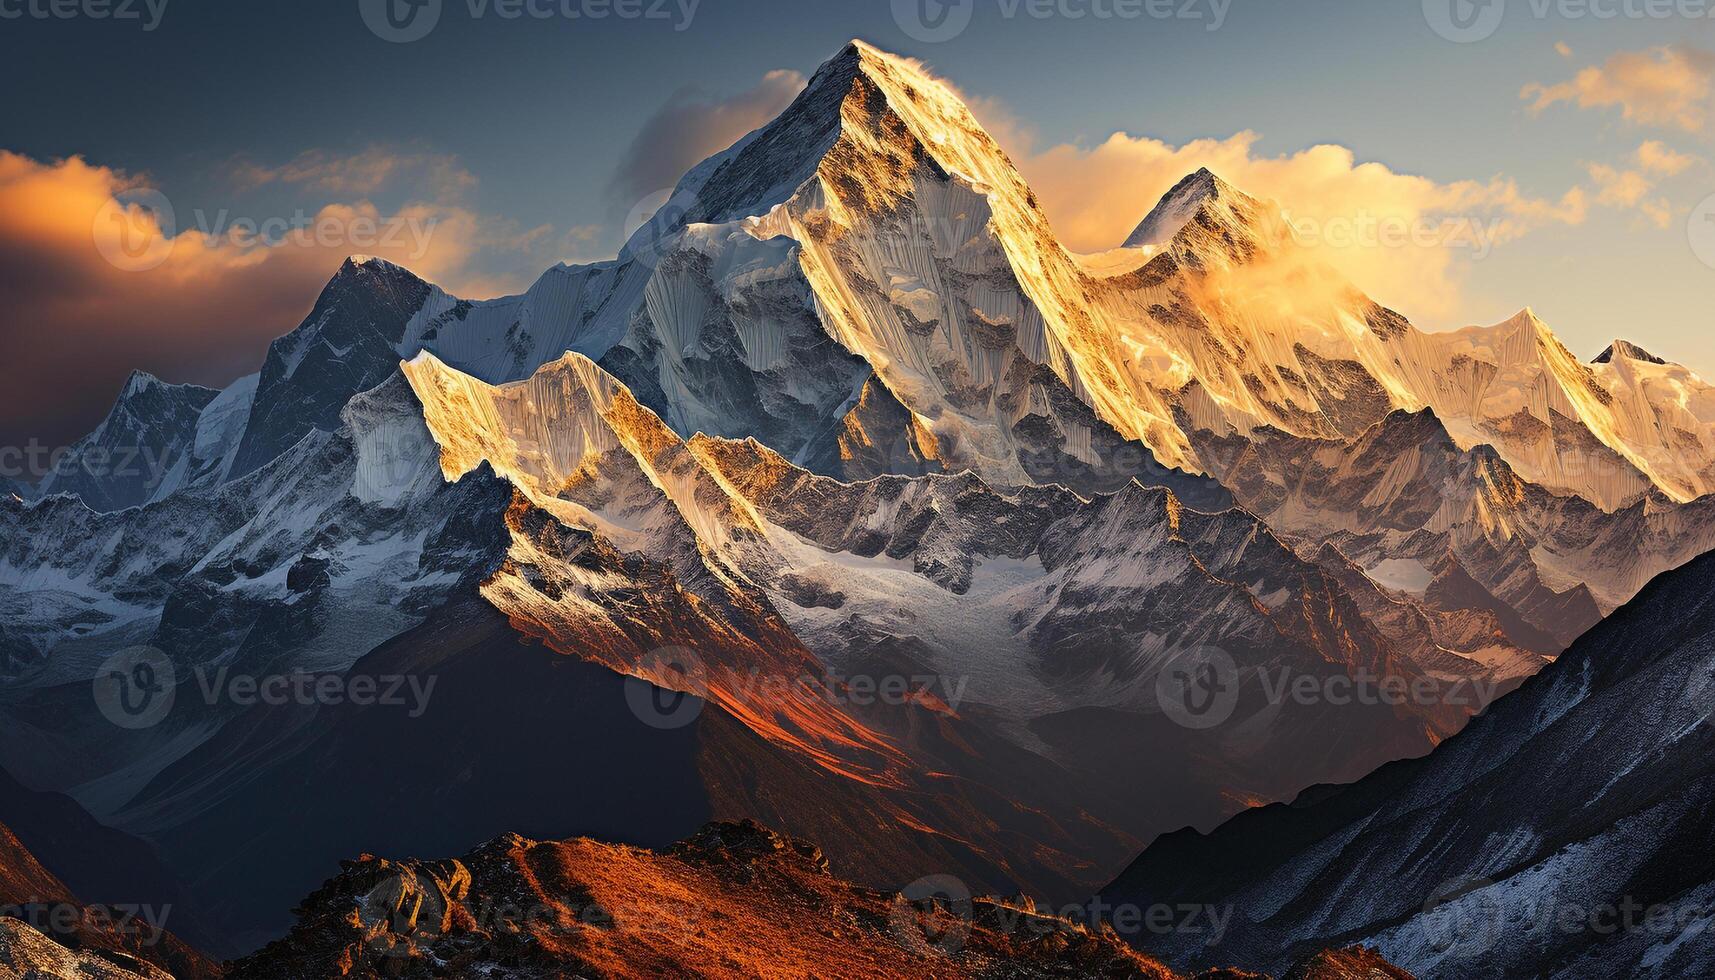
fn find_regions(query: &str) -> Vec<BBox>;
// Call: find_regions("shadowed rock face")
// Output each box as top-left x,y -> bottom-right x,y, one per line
227,818 -> 1410,980
2,345 -> 1551,961
229,257 -> 432,481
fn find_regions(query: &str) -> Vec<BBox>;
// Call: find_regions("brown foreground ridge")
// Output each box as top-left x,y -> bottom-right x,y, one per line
228,819 -> 1411,979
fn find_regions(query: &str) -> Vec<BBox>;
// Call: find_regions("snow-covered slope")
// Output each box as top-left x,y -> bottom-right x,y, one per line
678,42 -> 1207,489
228,257 -> 433,480
6,345 -> 1463,942
400,353 -> 1509,851
1103,547 -> 1715,979
339,43 -> 1715,623
1208,407 -> 1715,626
43,42 -> 1714,626
1583,334 -> 1715,499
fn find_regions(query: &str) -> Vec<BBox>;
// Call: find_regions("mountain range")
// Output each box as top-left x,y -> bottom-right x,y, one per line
4,38 -> 1714,978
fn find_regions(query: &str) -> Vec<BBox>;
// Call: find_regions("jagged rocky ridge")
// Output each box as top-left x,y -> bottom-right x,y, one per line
31,373 -> 219,513
0,371 -> 514,812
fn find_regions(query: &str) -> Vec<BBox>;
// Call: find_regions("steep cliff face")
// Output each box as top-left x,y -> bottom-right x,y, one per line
0,369 -> 514,813
40,42 -> 1715,622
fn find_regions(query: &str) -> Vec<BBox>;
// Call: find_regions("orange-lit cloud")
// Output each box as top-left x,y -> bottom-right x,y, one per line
1574,142 -> 1702,230
1636,139 -> 1699,175
1639,199 -> 1676,228
968,119 -> 1587,322
1522,45 -> 1715,132
1587,162 -> 1654,207
0,150 -> 556,450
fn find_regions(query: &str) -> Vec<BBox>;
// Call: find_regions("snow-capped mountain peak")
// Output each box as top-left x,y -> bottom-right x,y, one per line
1123,166 -> 1234,248
401,349 -> 773,573
1592,337 -> 1668,365
1122,166 -> 1295,274
664,37 -> 1042,233
119,369 -> 175,399
31,371 -> 219,511
111,369 -> 211,404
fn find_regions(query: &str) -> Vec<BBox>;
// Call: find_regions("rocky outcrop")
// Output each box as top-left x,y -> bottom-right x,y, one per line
230,820 -> 1410,980
227,820 -> 1178,979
